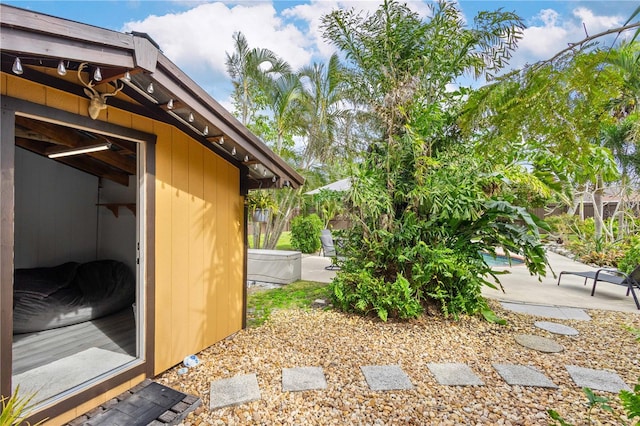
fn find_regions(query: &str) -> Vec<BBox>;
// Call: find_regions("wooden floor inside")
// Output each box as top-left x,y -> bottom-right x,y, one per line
12,308 -> 136,375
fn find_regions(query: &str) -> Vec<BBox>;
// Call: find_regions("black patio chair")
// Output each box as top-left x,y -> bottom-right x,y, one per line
557,264 -> 640,309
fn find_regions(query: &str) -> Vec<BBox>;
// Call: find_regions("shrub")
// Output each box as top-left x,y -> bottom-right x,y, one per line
333,152 -> 548,320
290,214 -> 324,253
331,269 -> 422,321
618,236 -> 640,274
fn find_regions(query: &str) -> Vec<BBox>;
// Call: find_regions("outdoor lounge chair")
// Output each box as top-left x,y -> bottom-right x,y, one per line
557,264 -> 640,309
320,229 -> 344,270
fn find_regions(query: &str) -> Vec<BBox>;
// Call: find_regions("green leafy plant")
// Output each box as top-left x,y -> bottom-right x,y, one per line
331,269 -> 423,321
624,324 -> 640,342
619,237 -> 640,274
334,151 -> 548,320
313,189 -> 345,228
246,190 -> 278,213
320,0 -> 549,320
548,379 -> 640,426
290,214 -> 324,253
0,386 -> 46,426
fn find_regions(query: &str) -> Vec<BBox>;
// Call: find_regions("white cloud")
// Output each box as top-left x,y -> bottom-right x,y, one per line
511,6 -> 626,70
121,1 -> 312,101
282,0 -> 339,59
119,1 -> 632,103
283,0 -> 434,60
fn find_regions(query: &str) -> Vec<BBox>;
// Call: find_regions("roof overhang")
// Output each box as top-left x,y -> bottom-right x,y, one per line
0,4 -> 303,190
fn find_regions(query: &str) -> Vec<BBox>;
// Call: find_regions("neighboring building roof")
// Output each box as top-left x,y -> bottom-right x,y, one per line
0,4 -> 303,190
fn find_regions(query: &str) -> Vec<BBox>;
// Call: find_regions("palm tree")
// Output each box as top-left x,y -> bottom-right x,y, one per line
268,72 -> 303,155
262,57 -> 352,249
225,32 -> 290,125
298,53 -> 350,169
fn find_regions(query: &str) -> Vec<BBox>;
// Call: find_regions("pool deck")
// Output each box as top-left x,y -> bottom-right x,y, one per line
301,250 -> 640,314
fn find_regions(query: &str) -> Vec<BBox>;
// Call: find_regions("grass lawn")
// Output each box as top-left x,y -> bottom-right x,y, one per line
248,231 -> 293,250
247,280 -> 331,327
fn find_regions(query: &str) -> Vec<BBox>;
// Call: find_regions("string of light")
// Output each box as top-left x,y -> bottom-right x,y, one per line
9,55 -> 281,186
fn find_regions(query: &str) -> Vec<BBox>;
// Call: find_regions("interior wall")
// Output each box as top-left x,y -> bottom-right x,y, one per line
97,175 -> 137,273
14,148 -> 99,269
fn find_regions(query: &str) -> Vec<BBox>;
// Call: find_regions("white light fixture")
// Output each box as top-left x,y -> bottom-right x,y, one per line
48,142 -> 111,159
218,136 -> 224,145
93,67 -> 102,81
263,169 -> 267,176
243,155 -> 249,162
12,57 -> 23,75
272,176 -> 277,183
231,146 -> 236,156
203,125 -> 209,136
188,112 -> 194,122
123,71 -> 131,82
147,82 -> 154,94
57,60 -> 67,76
167,99 -> 174,110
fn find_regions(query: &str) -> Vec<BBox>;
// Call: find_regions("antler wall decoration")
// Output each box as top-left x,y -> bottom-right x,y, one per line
77,63 -> 124,119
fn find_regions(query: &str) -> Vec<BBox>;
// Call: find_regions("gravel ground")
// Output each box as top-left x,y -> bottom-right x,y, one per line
156,300 -> 640,425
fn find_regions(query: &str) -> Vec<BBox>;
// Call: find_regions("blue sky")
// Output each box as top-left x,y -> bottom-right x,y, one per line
3,1 -> 638,109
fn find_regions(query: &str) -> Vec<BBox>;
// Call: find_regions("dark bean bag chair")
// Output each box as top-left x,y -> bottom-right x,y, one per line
13,260 -> 135,334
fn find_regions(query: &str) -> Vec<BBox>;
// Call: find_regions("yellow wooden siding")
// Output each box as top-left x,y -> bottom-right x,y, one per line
153,127 -> 243,373
154,123 -> 174,372
3,72 -> 245,386
188,140 -> 205,352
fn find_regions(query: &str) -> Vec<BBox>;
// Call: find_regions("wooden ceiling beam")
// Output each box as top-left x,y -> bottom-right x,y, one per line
15,137 -> 129,186
16,116 -> 136,176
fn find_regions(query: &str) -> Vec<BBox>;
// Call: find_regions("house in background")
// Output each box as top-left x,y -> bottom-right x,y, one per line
0,4 -> 302,424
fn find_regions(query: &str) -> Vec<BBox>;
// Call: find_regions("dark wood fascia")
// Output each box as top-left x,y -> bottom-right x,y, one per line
0,26 -> 135,69
0,4 -> 136,52
0,108 -> 16,398
131,35 -> 159,73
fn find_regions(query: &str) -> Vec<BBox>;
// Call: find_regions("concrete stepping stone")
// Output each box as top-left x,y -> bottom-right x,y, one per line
210,374 -> 261,410
566,365 -> 631,393
282,366 -> 327,392
500,302 -> 591,321
515,334 -> 564,353
427,363 -> 484,386
493,363 -> 558,388
360,365 -> 414,391
534,321 -> 579,336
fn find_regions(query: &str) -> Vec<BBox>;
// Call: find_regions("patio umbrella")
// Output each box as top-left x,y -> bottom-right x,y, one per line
304,178 -> 352,195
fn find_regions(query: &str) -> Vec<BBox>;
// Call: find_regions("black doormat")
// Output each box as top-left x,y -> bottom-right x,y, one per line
67,380 -> 201,426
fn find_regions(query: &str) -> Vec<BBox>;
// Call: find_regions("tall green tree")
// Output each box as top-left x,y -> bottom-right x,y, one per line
262,56 -> 352,249
461,36 -> 639,241
322,0 -> 547,320
298,53 -> 350,169
225,31 -> 290,125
